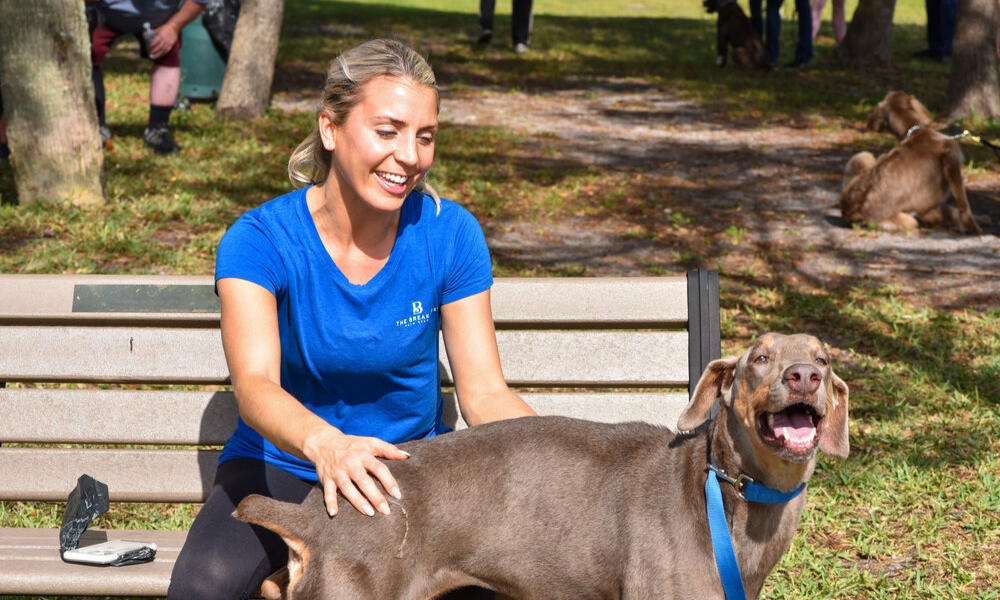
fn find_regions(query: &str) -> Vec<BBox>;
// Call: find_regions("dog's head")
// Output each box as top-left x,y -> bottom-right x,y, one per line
703,0 -> 722,13
867,91 -> 933,139
677,333 -> 849,476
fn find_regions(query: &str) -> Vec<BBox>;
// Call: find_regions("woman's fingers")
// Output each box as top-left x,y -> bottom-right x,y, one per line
319,436 -> 409,517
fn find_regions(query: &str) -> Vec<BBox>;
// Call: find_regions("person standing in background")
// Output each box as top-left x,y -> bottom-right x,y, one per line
749,0 -> 813,68
913,0 -> 957,60
477,0 -> 534,55
87,0 -> 209,154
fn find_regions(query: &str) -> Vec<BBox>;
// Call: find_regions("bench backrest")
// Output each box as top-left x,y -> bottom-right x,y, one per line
0,272 -> 719,503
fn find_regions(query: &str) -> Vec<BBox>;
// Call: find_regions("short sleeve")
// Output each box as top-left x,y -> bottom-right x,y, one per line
440,205 -> 493,305
214,213 -> 285,296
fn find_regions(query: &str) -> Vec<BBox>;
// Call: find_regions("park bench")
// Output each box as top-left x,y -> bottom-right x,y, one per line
0,270 -> 720,597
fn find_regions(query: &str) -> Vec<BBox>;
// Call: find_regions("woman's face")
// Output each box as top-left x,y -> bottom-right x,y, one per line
321,76 -> 438,214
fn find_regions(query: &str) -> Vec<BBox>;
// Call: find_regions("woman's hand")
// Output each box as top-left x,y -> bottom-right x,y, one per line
303,428 -> 410,517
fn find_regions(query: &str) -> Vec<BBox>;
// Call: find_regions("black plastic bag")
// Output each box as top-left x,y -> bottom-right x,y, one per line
59,474 -> 156,567
201,0 -> 241,60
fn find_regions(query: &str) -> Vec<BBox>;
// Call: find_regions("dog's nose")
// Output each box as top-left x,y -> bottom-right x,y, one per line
783,364 -> 821,394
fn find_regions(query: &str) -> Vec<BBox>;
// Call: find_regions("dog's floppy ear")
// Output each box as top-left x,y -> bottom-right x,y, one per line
234,494 -> 313,597
676,355 -> 739,431
819,372 -> 850,459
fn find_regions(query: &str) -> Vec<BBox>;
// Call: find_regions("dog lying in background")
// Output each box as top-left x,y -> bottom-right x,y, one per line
704,0 -> 769,68
841,91 -> 982,235
235,332 -> 849,600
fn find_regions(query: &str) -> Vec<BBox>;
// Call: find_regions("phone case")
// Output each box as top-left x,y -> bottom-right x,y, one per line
61,540 -> 158,565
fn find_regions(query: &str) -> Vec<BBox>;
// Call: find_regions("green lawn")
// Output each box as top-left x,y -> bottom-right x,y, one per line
2,0 -> 999,598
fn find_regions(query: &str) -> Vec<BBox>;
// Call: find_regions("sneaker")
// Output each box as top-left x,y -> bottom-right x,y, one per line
477,28 -> 493,44
783,60 -> 809,69
143,126 -> 181,154
514,42 -> 529,55
99,125 -> 113,143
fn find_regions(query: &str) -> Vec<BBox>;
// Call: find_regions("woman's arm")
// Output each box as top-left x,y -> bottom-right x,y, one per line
217,277 -> 408,518
440,289 -> 537,425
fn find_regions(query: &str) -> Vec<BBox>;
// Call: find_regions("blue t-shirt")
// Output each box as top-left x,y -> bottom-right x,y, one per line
214,186 -> 493,481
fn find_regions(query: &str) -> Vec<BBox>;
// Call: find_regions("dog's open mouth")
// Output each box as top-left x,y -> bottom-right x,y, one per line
756,404 -> 822,458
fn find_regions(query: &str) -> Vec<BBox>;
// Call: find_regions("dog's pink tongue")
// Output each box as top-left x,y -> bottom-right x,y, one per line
772,412 -> 814,441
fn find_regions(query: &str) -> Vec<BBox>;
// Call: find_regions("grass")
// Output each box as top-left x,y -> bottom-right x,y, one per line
2,0 -> 1000,598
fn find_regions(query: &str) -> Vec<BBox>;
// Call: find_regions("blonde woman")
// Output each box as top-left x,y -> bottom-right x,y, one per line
168,38 -> 534,600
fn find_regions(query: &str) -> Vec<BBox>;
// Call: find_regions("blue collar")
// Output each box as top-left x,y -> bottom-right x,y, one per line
705,460 -> 805,600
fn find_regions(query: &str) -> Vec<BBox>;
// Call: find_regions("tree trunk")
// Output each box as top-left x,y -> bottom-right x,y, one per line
215,0 -> 285,120
0,0 -> 104,205
946,0 -> 1000,120
835,0 -> 897,64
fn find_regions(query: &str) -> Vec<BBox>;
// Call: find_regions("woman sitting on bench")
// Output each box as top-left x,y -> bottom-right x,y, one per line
167,38 -> 535,600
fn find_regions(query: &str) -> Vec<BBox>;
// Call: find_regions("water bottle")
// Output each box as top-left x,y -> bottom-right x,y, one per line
142,22 -> 159,59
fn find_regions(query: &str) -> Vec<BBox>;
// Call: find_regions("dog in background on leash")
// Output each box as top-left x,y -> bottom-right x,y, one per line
841,91 -> 983,235
235,332 -> 849,600
704,0 -> 770,68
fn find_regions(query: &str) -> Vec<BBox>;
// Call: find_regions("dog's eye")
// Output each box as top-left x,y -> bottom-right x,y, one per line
815,357 -> 828,366
754,355 -> 768,363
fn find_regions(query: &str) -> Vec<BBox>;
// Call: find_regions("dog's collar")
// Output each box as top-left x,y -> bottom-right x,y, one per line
905,124 -> 921,138
707,461 -> 805,503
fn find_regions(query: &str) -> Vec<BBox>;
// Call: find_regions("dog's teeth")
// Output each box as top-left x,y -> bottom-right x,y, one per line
767,413 -> 774,430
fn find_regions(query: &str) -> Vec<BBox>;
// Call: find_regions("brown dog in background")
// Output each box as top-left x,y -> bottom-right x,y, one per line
704,0 -> 769,68
840,91 -> 982,234
235,332 -> 849,600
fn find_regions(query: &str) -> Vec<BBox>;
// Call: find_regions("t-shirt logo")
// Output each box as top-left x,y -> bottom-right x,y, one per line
397,300 -> 437,328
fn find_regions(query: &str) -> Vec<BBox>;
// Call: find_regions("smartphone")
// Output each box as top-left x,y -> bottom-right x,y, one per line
62,540 -> 158,565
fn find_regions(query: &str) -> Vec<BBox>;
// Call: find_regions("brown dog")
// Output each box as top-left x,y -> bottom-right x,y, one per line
704,0 -> 769,68
235,332 -> 849,600
841,91 -> 982,234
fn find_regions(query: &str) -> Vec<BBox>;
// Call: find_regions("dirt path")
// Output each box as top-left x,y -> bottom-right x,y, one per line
439,86 -> 1000,310
276,85 -> 1000,309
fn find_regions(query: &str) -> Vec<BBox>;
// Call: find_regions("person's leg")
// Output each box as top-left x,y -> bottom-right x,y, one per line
939,0 -> 957,55
90,24 -> 120,138
831,0 -> 846,43
478,0 -> 495,43
765,0 -> 784,65
925,0 -> 943,54
794,0 -> 813,64
441,587 -> 496,600
145,37 -> 183,153
810,0 -> 827,40
749,0 -> 764,36
167,458 -> 314,600
511,0 -> 534,46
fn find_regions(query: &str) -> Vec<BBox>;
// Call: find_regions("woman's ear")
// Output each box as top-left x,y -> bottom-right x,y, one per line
318,110 -> 337,152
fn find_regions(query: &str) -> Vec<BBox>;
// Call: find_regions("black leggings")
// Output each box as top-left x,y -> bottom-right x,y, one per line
168,458 -> 494,600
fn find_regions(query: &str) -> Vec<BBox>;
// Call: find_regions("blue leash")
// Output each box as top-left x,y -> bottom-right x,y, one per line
705,462 -> 806,600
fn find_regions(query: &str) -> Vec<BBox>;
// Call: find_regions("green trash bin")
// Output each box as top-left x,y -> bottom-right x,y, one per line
180,11 -> 226,101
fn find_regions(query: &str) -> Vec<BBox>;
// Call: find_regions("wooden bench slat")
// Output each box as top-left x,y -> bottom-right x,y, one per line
480,330 -> 688,386
1,392 -> 686,501
0,528 -> 183,596
0,275 -> 687,326
489,277 -> 688,325
0,389 -> 238,445
0,448 -> 219,502
0,326 -> 229,384
1,328 -> 686,386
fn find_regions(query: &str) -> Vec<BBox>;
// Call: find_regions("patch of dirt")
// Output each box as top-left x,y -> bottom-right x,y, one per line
439,86 -> 1000,310
274,86 -> 1000,309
